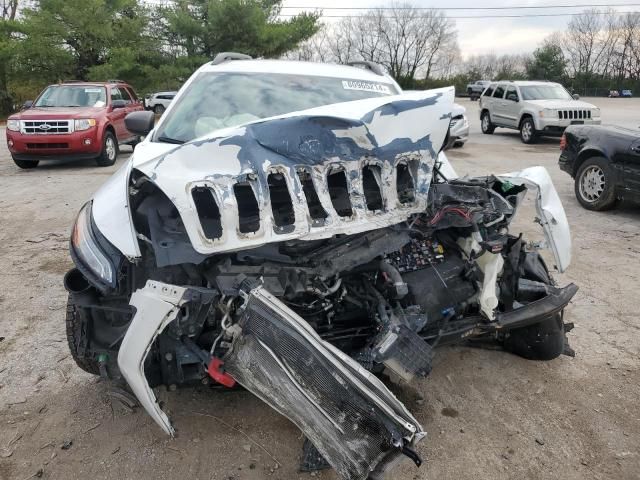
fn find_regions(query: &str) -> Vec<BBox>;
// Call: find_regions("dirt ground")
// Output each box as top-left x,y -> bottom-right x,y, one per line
0,98 -> 638,480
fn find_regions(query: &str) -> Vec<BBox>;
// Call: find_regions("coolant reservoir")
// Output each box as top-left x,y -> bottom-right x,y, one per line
475,251 -> 504,319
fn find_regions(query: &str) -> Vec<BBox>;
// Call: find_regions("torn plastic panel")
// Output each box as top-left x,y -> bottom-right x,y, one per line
117,281 -> 189,436
223,286 -> 424,480
117,280 -> 424,478
497,167 -> 572,272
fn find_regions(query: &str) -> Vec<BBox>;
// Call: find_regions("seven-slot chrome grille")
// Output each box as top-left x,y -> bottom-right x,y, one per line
558,110 -> 592,120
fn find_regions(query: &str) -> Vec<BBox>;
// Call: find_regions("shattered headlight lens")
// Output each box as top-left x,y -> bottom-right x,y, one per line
74,118 -> 96,131
71,202 -> 114,285
7,119 -> 20,131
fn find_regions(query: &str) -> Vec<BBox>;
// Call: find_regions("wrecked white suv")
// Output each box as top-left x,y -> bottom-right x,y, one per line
65,54 -> 576,480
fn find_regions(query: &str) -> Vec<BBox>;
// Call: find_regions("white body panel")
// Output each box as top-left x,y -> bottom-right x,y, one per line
498,167 -> 572,272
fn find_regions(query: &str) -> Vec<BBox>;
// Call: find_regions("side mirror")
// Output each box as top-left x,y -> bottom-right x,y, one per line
572,93 -> 580,100
125,110 -> 155,136
112,99 -> 127,109
22,100 -> 33,110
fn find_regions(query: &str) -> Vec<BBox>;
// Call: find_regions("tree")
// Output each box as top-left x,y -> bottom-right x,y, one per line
0,0 -> 22,114
16,0 -> 151,82
157,0 -> 320,59
526,41 -> 567,82
290,2 -> 458,87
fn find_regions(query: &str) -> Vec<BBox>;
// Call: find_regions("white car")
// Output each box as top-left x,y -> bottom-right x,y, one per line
479,80 -> 601,143
449,103 -> 469,147
63,55 -> 575,479
146,90 -> 178,114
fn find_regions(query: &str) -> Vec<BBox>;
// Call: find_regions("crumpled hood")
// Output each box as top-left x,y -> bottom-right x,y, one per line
126,87 -> 454,256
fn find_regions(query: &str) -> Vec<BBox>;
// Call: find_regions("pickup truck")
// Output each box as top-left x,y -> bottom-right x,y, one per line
466,80 -> 492,100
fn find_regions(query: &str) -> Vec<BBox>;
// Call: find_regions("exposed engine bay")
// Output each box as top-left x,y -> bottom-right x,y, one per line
65,89 -> 576,479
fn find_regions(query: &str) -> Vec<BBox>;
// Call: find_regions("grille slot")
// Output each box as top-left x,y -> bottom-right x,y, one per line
327,170 -> 353,217
22,120 -> 71,134
396,163 -> 416,204
362,165 -> 383,211
297,170 -> 328,221
191,187 -> 222,239
267,173 -> 295,228
233,183 -> 260,233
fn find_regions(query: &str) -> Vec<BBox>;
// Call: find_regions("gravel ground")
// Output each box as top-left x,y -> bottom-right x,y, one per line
0,98 -> 638,480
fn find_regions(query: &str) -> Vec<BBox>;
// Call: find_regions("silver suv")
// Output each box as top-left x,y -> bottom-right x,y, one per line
479,81 -> 601,143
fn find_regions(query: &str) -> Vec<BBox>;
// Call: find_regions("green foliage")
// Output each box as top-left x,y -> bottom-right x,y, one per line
0,0 -> 320,114
160,0 -> 319,59
525,44 -> 567,83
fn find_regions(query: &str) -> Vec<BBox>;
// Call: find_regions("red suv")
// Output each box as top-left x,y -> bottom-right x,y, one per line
6,80 -> 144,169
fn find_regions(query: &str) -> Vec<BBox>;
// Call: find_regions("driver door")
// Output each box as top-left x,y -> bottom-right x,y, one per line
108,87 -> 127,139
501,86 -> 520,127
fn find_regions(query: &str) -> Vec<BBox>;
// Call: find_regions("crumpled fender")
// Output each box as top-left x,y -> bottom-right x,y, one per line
92,159 -> 141,260
498,167 -> 572,272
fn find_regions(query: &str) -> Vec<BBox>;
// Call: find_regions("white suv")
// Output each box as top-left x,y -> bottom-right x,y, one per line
479,81 -> 601,143
146,91 -> 178,114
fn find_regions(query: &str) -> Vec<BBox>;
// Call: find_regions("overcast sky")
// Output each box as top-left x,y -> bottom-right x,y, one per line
280,0 -> 640,58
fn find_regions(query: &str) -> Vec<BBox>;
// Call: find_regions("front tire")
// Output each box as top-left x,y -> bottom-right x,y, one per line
12,156 -> 39,169
95,131 -> 118,167
66,298 -> 100,375
503,314 -> 568,361
574,156 -> 617,210
154,104 -> 165,115
520,117 -> 537,144
481,111 -> 495,134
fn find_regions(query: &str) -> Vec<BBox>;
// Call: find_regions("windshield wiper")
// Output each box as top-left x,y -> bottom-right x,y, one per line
156,136 -> 185,145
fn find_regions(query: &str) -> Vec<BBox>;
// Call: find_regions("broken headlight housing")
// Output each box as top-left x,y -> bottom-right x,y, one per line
70,202 -> 116,287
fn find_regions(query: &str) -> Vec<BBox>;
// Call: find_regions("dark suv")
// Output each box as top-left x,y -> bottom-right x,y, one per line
6,80 -> 144,169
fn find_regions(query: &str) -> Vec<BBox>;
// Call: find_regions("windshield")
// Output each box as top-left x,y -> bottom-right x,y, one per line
35,85 -> 107,108
520,85 -> 572,101
155,72 -> 399,144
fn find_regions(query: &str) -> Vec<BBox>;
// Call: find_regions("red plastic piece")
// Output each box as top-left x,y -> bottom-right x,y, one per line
207,357 -> 236,388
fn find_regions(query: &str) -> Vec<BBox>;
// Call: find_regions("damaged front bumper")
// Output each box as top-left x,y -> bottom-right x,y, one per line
118,280 -> 424,479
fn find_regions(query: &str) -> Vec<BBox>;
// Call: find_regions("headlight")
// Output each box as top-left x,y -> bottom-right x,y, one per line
71,202 -> 114,285
7,119 -> 20,131
539,109 -> 555,118
74,118 -> 96,131
592,108 -> 600,117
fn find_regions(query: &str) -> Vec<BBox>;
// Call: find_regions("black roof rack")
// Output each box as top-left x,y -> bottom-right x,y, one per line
107,79 -> 126,83
211,52 -> 252,65
346,60 -> 386,76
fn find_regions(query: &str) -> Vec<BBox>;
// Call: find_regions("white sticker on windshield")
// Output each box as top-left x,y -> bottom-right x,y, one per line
85,88 -> 102,93
342,80 -> 391,94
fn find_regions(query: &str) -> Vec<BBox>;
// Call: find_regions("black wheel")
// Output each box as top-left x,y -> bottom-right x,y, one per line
95,131 -> 118,167
574,156 -> 617,211
154,104 -> 165,115
520,117 -> 537,144
12,156 -> 39,169
66,296 -> 100,375
503,314 -> 568,361
481,111 -> 495,134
